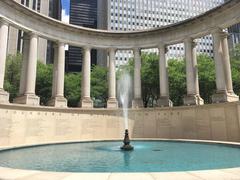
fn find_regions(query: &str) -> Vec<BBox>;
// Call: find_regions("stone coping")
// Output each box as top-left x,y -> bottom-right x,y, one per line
0,101 -> 239,113
0,139 -> 240,180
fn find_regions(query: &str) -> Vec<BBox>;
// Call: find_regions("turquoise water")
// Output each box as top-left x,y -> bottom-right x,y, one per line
0,141 -> 240,172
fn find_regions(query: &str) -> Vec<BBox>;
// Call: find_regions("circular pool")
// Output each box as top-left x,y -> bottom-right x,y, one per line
0,140 -> 240,172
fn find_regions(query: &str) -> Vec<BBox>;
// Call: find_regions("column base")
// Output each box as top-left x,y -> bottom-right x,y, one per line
79,97 -> 93,108
13,94 -> 40,106
0,90 -> 9,104
107,98 -> 118,109
184,94 -> 204,106
212,92 -> 239,103
158,96 -> 173,107
47,96 -> 67,108
132,98 -> 144,108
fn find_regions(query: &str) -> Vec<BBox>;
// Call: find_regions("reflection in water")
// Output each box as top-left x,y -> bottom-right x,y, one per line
123,151 -> 132,167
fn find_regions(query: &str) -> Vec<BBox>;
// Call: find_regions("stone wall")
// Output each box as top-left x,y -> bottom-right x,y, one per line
0,102 -> 240,149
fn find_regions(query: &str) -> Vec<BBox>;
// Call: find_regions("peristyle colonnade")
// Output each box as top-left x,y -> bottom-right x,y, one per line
0,0 -> 239,108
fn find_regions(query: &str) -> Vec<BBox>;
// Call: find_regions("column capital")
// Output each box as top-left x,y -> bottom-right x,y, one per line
184,37 -> 194,43
158,44 -> 168,53
0,18 -> 9,26
133,47 -> 141,53
107,47 -> 117,53
83,46 -> 91,51
212,28 -> 228,38
184,38 -> 197,47
53,41 -> 65,49
56,41 -> 65,46
26,32 -> 38,40
220,31 -> 229,38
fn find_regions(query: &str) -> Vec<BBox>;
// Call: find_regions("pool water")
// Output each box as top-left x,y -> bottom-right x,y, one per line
0,141 -> 240,172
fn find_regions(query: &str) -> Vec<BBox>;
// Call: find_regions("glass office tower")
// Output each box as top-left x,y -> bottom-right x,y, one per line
108,0 -> 224,67
67,0 -> 108,71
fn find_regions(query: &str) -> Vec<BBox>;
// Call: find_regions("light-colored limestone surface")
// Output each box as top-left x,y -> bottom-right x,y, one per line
0,103 -> 239,179
0,102 -> 240,148
1,166 -> 240,180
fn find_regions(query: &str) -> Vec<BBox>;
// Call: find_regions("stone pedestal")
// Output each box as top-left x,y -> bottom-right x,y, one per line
184,95 -> 204,106
48,96 -> 67,108
158,96 -> 173,107
107,98 -> 118,109
13,94 -> 40,106
79,97 -> 93,108
0,90 -> 9,104
132,98 -> 144,108
212,92 -> 239,103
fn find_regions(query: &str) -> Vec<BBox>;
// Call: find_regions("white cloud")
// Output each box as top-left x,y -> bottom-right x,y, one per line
61,9 -> 69,24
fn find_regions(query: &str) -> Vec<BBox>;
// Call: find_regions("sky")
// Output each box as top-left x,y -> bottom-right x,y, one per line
61,0 -> 69,23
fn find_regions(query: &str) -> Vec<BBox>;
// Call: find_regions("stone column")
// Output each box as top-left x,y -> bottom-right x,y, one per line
18,33 -> 29,96
132,48 -> 143,108
48,42 -> 67,107
79,47 -> 93,108
107,48 -> 118,108
183,38 -> 204,105
222,32 -> 238,100
0,20 -> 9,103
158,45 -> 172,107
14,33 -> 40,105
212,29 -> 239,103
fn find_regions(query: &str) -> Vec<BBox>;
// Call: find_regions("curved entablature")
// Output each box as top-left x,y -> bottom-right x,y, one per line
0,0 -> 240,49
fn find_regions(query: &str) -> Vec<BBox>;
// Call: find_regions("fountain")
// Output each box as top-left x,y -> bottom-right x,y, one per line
118,71 -> 134,151
121,129 -> 134,151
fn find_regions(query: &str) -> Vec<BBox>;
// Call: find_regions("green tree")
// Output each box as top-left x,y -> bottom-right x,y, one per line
168,59 -> 186,106
141,53 -> 159,107
36,62 -> 53,105
230,43 -> 240,96
197,54 -> 215,104
91,65 -> 108,107
64,72 -> 81,107
4,53 -> 22,102
230,43 -> 240,60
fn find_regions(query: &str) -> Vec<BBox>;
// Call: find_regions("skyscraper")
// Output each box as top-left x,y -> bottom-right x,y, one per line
47,0 -> 62,64
224,0 -> 240,50
228,24 -> 240,49
108,0 -> 224,67
67,0 -> 108,72
8,0 -> 62,64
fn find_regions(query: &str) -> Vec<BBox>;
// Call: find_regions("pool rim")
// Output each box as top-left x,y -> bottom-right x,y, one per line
1,138 -> 240,180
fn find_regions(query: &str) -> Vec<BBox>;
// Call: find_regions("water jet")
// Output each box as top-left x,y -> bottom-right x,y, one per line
118,71 -> 134,150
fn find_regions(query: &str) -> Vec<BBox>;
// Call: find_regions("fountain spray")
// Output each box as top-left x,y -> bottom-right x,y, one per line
118,71 -> 134,151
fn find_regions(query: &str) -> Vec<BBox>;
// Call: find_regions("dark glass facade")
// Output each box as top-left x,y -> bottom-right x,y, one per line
67,0 -> 98,72
228,24 -> 240,49
47,0 -> 62,64
225,0 -> 240,49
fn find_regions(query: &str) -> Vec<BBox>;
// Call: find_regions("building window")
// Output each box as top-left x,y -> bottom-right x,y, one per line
26,0 -> 29,7
33,0 -> 36,10
37,0 -> 41,12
